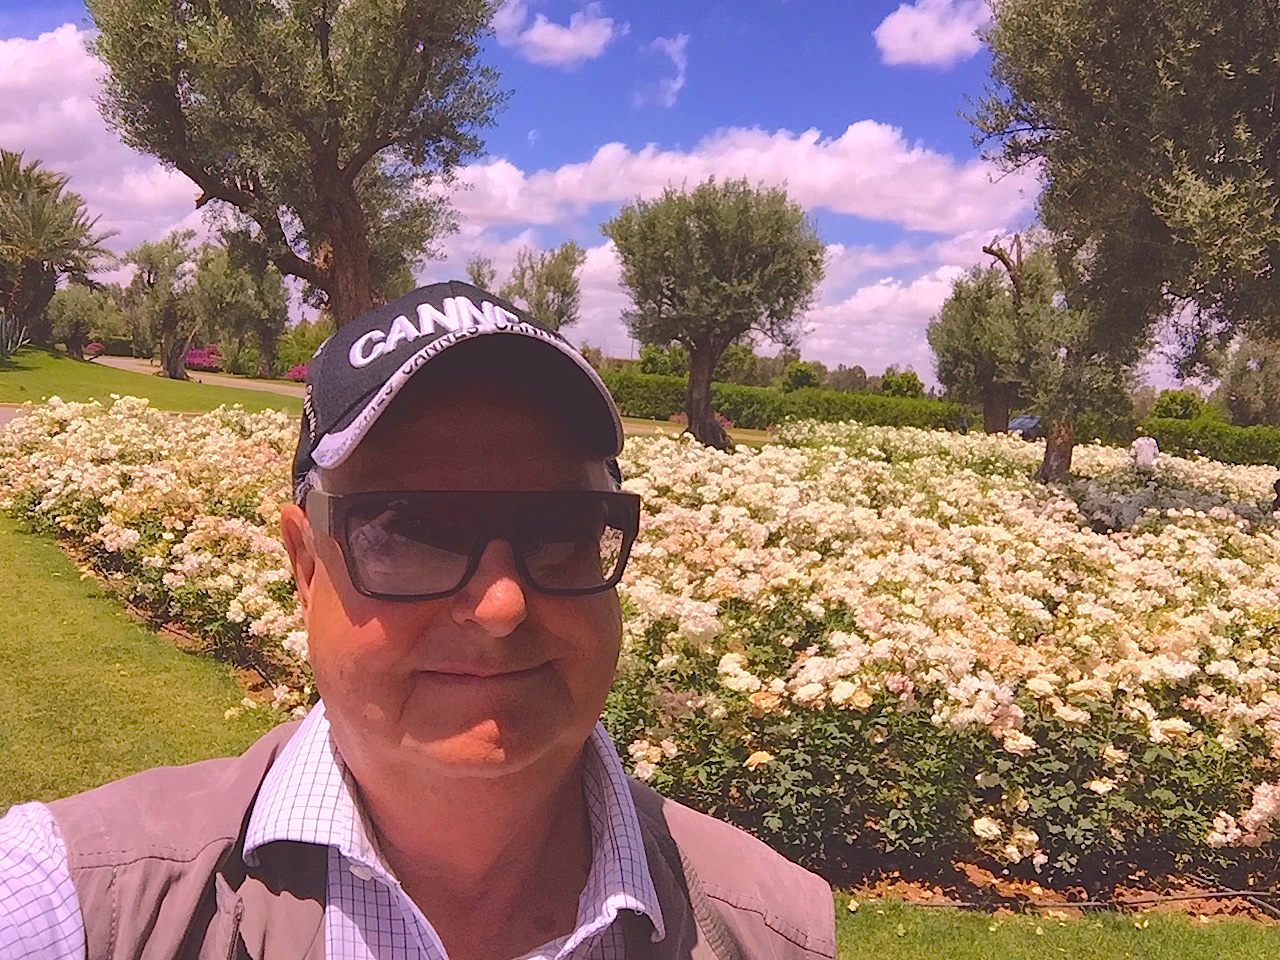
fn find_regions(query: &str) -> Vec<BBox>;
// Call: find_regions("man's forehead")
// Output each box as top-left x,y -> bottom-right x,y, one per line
330,405 -> 606,492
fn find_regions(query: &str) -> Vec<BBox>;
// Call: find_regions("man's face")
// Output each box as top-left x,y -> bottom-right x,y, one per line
281,382 -> 622,784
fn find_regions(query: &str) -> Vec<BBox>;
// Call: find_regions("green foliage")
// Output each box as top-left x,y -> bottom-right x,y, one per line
712,342 -> 761,385
826,363 -> 868,393
599,371 -> 686,421
778,360 -> 823,392
498,241 -> 586,331
1152,388 -> 1206,421
603,178 -> 824,354
975,0 -> 1280,374
710,383 -> 787,430
0,150 -> 113,346
606,601 -> 1278,881
1216,334 -> 1280,426
464,254 -> 497,291
602,177 -> 824,448
638,342 -> 689,377
275,316 -> 336,375
86,0 -> 504,322
191,244 -> 289,377
1142,416 -> 1280,466
879,367 -> 925,399
784,388 -> 971,431
45,284 -> 125,358
927,264 -> 1020,407
122,231 -> 198,379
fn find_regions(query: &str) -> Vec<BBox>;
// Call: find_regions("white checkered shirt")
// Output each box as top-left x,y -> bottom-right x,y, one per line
0,703 -> 664,959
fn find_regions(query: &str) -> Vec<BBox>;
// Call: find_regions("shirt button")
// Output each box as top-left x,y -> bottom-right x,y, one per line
349,863 -> 373,881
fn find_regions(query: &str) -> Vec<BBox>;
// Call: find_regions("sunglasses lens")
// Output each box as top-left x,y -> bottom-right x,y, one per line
339,493 -> 634,599
516,511 -> 626,592
345,500 -> 477,597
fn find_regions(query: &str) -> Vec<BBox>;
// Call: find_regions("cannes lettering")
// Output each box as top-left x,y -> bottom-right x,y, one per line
349,297 -> 527,368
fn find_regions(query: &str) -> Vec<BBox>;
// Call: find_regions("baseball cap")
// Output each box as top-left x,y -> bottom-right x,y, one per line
292,280 -> 624,502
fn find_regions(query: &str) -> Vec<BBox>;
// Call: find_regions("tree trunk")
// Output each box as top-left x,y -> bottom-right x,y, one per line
1036,418 -> 1075,482
64,332 -> 86,361
13,262 -> 56,345
982,382 -> 1013,433
685,345 -> 732,451
158,306 -> 195,380
256,323 -> 278,379
316,167 -> 375,325
160,332 -> 188,380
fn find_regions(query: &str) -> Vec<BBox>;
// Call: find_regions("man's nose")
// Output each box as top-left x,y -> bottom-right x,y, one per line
452,539 -> 528,636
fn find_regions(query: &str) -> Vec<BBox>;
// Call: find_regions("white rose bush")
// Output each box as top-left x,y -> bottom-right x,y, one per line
0,398 -> 307,681
3,398 -> 1280,883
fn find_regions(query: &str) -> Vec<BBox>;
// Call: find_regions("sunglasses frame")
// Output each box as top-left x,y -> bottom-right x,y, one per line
305,488 -> 641,602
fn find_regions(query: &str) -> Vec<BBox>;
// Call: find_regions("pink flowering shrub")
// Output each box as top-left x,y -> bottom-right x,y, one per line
84,341 -> 104,358
185,345 -> 224,372
284,363 -> 308,382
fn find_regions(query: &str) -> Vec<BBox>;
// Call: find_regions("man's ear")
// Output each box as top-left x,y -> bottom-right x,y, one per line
280,503 -> 318,616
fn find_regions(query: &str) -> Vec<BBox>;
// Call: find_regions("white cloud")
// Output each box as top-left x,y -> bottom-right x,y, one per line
451,122 -> 1036,234
493,1 -> 625,69
0,25 -> 199,253
637,33 -> 689,108
805,267 -> 967,381
874,0 -> 990,69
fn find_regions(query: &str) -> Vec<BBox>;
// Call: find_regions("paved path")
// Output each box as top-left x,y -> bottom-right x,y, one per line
0,406 -> 21,430
93,356 -> 306,398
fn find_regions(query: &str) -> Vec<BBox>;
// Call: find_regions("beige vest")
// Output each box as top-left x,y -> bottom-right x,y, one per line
49,722 -> 835,960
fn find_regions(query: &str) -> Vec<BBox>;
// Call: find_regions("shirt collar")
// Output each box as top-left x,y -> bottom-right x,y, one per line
244,701 -> 665,948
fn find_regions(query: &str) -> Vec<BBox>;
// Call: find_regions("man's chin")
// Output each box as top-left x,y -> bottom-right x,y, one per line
396,717 -> 562,779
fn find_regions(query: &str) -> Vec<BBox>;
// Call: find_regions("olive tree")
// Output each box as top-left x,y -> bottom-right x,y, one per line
88,0 -> 504,324
602,178 -> 824,449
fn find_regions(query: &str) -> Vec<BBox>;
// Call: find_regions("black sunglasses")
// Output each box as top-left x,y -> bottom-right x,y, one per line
305,488 -> 641,601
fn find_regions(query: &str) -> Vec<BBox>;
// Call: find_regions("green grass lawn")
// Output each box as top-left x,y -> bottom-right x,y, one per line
0,349 -> 303,414
620,415 -> 773,447
0,515 -> 278,807
835,896 -> 1274,959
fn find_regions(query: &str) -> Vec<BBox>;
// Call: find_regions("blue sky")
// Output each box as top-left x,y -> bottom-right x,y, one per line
0,0 -> 1043,379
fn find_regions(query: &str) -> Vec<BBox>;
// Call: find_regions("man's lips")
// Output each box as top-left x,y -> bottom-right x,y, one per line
417,663 -> 549,684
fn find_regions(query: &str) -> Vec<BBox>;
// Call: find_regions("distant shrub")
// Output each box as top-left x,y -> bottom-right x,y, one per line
184,345 -> 223,372
778,360 -> 822,392
1152,388 -> 1205,421
84,342 -> 104,358
284,363 -> 308,383
880,368 -> 926,399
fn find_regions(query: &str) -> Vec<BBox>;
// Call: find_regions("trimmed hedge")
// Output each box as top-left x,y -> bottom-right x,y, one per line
598,370 -> 973,432
782,387 -> 970,431
1142,416 -> 1280,467
599,371 -> 685,421
710,382 -> 787,429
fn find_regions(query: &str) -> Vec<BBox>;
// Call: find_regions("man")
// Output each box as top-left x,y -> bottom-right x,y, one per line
1130,429 -> 1159,475
0,282 -> 834,959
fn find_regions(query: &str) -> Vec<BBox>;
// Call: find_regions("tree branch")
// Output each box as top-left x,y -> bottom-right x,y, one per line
341,136 -> 395,188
